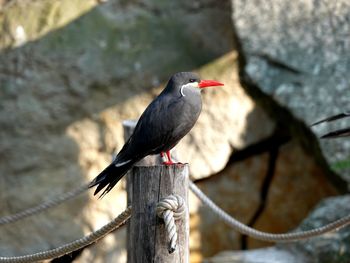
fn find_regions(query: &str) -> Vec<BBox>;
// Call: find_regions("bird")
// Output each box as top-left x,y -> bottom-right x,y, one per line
311,111 -> 350,138
89,72 -> 224,197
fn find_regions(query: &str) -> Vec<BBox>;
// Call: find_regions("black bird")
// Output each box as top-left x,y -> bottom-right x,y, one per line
312,111 -> 350,138
89,72 -> 224,197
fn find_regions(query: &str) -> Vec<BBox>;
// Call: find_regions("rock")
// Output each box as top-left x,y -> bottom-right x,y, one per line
246,141 -> 339,248
0,0 -> 98,48
191,139 -> 339,260
231,0 -> 350,181
205,195 -> 350,263
0,0 -> 238,261
289,195 -> 350,263
194,0 -> 350,259
204,247 -> 310,263
191,153 -> 270,260
0,0 -> 346,262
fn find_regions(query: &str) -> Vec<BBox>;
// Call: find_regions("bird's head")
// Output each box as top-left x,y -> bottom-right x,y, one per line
168,72 -> 224,96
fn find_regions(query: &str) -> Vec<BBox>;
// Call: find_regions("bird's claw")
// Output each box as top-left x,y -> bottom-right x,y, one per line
162,161 -> 185,166
161,150 -> 177,166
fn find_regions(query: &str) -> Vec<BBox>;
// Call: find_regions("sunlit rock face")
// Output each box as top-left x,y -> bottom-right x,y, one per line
205,195 -> 350,263
0,0 -> 345,262
232,0 -> 350,182
0,0 -> 236,262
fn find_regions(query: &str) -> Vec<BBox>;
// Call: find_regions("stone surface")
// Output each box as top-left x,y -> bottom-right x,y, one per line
247,141 -> 339,249
0,0 -> 98,48
204,247 -> 310,263
289,195 -> 350,263
0,0 -> 347,262
205,195 -> 350,263
191,154 -> 270,261
231,0 -> 350,180
191,140 -> 339,261
0,0 -> 238,261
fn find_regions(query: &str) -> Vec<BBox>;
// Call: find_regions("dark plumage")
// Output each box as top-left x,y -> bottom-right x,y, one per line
89,72 -> 223,197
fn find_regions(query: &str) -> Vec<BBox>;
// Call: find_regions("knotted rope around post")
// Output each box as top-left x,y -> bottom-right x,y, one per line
156,194 -> 186,253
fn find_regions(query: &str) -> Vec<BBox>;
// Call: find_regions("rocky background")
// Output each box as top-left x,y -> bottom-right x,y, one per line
0,0 -> 349,263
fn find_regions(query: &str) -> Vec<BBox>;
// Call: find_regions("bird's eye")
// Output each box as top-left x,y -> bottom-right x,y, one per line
189,79 -> 196,83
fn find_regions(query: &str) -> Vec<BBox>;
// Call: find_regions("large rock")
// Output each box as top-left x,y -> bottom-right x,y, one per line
205,195 -> 350,263
0,0 -> 237,261
190,0 -> 350,260
291,195 -> 350,262
204,247 -> 309,263
231,0 -> 350,181
191,139 -> 339,260
0,0 -> 346,262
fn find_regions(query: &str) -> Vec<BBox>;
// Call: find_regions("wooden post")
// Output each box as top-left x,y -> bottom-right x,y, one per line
123,120 -> 189,263
128,165 -> 189,263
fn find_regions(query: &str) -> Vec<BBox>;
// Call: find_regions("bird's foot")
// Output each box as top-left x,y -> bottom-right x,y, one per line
161,150 -> 176,166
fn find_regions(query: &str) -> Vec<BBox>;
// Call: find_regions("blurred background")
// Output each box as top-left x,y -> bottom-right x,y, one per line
0,0 -> 350,262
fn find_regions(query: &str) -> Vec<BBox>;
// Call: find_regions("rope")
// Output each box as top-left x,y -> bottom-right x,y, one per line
0,206 -> 131,263
156,195 -> 186,253
1,177 -> 350,261
189,181 -> 350,242
0,184 -> 89,226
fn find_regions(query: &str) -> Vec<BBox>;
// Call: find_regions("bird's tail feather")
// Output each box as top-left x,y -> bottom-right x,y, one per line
89,160 -> 135,198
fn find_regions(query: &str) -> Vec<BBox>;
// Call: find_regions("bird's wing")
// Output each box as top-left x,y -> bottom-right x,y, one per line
117,94 -> 194,160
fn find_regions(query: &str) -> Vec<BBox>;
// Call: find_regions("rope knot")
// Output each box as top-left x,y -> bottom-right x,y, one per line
156,194 -> 186,254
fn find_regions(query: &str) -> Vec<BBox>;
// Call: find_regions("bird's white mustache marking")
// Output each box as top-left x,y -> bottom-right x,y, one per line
180,82 -> 199,97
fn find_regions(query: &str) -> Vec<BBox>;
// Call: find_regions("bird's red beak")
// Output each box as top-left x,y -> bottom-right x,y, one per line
198,79 -> 224,88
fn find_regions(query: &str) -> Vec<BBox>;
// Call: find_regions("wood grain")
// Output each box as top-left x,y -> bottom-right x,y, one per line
128,165 -> 189,263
